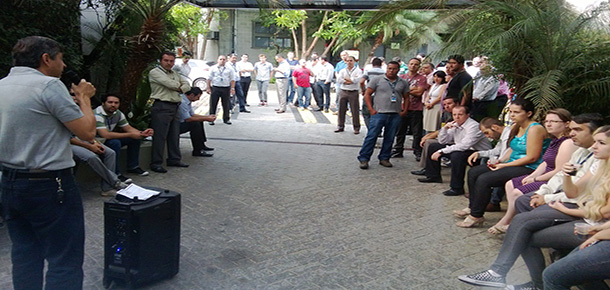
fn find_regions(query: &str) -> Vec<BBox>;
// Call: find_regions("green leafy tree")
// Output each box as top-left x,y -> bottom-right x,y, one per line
169,3 -> 226,57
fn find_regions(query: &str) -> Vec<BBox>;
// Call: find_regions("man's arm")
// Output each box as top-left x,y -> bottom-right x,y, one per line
64,80 -> 96,141
149,68 -> 184,93
70,137 -> 104,155
185,114 -> 216,123
364,87 -> 376,115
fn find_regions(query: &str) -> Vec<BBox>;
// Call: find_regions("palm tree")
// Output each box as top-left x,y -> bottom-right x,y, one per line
377,0 -> 610,116
119,0 -> 180,113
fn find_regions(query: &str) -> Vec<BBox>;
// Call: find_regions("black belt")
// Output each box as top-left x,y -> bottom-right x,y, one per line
2,168 -> 72,179
241,76 -> 251,79
276,77 -> 287,79
153,100 -> 180,105
212,86 -> 230,89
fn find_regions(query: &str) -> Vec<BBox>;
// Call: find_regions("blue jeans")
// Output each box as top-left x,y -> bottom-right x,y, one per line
297,86 -> 311,108
105,138 -> 141,174
1,168 -> 84,290
358,113 -> 402,162
287,78 -> 296,103
543,241 -> 610,290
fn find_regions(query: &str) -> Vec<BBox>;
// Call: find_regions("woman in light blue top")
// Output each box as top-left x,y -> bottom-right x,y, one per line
454,98 -> 550,227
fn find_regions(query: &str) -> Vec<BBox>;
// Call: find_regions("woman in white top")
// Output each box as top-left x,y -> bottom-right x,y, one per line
422,70 -> 447,132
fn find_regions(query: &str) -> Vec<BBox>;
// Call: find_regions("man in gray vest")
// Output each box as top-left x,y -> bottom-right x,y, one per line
0,36 -> 96,289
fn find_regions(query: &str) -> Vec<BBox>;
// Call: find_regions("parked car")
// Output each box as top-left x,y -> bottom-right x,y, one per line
183,59 -> 215,91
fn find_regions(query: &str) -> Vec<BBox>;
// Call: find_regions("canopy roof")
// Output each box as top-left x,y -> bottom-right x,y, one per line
184,0 -> 474,10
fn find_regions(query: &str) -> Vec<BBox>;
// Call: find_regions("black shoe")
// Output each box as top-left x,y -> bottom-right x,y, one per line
240,110 -> 251,113
117,175 -> 133,184
390,151 -> 403,158
418,176 -> 442,183
245,103 -> 250,106
443,189 -> 464,196
192,150 -> 214,157
224,121 -> 232,125
415,155 -> 421,162
202,145 -> 214,151
209,121 -> 215,125
150,165 -> 167,173
127,167 -> 149,176
411,169 -> 426,176
167,162 -> 189,167
334,128 -> 344,133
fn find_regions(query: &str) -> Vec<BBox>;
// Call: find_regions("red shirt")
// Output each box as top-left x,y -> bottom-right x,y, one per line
400,72 -> 429,111
292,67 -> 312,88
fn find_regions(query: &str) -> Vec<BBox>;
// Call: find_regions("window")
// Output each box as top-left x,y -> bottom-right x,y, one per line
252,22 -> 292,49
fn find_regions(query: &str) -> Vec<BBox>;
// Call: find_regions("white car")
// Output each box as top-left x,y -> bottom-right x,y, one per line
180,59 -> 214,91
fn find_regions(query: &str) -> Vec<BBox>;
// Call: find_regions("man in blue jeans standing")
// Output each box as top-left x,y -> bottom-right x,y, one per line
357,61 -> 410,169
0,36 -> 97,290
95,93 -> 154,179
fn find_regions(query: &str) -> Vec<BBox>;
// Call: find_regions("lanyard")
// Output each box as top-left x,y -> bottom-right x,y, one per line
578,152 -> 594,165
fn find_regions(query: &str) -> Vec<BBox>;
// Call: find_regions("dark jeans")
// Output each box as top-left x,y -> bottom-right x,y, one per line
425,142 -> 474,191
543,241 -> 610,290
358,113 -> 402,162
311,82 -> 322,108
467,164 -> 534,217
488,204 -> 579,287
180,121 -> 207,152
314,81 -> 331,110
104,138 -> 141,173
239,77 -> 251,103
209,86 -> 231,122
233,81 -> 246,111
1,168 -> 84,290
150,100 -> 182,166
515,192 -> 536,213
393,110 -> 423,157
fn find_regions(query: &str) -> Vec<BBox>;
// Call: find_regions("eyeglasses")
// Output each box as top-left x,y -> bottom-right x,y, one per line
544,120 -> 565,124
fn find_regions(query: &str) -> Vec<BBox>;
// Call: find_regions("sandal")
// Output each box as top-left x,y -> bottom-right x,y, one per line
488,224 -> 509,235
456,215 -> 485,228
453,207 -> 471,218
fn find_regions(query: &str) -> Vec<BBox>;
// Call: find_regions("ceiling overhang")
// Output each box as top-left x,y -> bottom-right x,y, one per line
184,0 -> 475,10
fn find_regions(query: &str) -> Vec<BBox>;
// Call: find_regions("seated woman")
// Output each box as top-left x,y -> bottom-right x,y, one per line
489,108 -> 576,234
454,98 -> 550,227
458,125 -> 610,290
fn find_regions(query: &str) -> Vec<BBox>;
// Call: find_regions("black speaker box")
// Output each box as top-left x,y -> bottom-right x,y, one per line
103,189 -> 181,289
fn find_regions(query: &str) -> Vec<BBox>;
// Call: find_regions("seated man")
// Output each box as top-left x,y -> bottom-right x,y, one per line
180,87 -> 217,157
418,105 -> 491,196
70,137 -> 128,196
411,96 -> 458,175
95,93 -> 153,179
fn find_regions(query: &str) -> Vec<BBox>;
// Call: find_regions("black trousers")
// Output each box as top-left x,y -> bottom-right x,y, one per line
393,110 -> 423,156
240,77 -> 251,101
209,86 -> 231,122
180,121 -> 207,152
150,100 -> 181,165
425,142 -> 474,191
467,164 -> 534,217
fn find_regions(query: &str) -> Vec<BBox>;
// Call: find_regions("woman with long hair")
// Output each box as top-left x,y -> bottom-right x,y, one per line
454,98 -> 550,227
422,70 -> 447,132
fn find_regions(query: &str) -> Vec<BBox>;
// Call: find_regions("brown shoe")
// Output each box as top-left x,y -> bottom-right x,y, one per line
486,203 -> 502,212
379,160 -> 393,167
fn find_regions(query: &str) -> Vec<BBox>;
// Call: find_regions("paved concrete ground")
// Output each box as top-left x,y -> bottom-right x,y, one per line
0,88 -> 530,289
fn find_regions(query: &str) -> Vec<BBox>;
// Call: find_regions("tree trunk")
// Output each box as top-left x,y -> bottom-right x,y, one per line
321,36 -> 338,58
301,20 -> 307,58
365,32 -> 384,65
303,11 -> 328,59
291,29 -> 300,59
